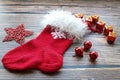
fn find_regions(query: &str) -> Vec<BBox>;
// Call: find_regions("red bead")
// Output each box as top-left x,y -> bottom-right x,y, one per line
89,51 -> 98,61
84,41 -> 92,51
75,47 -> 84,57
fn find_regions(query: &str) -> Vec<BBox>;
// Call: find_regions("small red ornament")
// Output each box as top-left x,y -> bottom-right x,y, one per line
107,31 -> 116,44
91,14 -> 99,24
74,13 -> 84,18
89,51 -> 98,61
3,24 -> 34,44
96,20 -> 105,33
104,25 -> 113,36
84,41 -> 92,51
85,16 -> 93,25
75,47 -> 84,57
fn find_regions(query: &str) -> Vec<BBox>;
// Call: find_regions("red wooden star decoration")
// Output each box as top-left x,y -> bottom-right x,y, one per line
3,24 -> 34,44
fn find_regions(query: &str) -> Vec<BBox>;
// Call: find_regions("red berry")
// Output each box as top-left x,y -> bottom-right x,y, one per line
89,51 -> 98,61
75,47 -> 84,57
84,41 -> 92,51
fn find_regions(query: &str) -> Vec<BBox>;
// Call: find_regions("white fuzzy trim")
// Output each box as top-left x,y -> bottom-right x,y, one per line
41,10 -> 89,42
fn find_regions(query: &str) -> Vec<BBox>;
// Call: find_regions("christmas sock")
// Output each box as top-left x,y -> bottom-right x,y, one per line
2,10 -> 90,73
2,25 -> 73,73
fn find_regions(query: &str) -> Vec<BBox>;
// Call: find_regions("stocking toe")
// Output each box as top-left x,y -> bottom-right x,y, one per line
2,40 -> 43,71
38,46 -> 63,73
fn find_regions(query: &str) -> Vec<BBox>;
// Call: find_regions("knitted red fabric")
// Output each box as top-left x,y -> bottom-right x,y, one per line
2,25 -> 73,73
2,40 -> 43,71
36,25 -> 73,73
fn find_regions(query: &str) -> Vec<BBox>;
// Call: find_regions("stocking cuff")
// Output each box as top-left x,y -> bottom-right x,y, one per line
41,10 -> 90,42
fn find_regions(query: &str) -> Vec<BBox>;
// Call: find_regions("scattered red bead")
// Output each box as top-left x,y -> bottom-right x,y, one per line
3,24 -> 33,44
75,47 -> 84,57
84,41 -> 92,51
89,51 -> 98,62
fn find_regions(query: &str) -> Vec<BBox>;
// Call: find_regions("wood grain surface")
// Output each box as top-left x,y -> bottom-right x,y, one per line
0,0 -> 120,80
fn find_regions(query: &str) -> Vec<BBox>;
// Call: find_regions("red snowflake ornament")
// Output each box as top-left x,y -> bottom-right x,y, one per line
3,24 -> 34,44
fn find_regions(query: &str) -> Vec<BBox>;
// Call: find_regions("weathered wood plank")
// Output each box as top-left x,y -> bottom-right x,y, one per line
0,6 -> 61,14
0,0 -> 120,8
0,68 -> 119,80
0,14 -> 119,27
0,5 -> 120,16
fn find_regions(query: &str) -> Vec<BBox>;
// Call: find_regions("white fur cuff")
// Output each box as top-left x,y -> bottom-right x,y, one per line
41,10 -> 89,42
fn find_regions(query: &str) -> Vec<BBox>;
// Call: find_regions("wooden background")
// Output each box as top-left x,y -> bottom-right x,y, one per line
0,0 -> 120,80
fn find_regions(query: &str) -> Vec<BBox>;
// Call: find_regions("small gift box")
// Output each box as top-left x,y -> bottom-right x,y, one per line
85,16 -> 93,25
74,13 -> 83,18
91,14 -> 99,24
107,31 -> 116,44
104,25 -> 113,36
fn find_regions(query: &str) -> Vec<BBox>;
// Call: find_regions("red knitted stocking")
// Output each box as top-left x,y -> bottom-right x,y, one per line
2,25 -> 73,73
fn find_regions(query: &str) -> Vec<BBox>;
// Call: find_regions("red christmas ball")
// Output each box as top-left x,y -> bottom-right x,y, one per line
89,51 -> 98,61
75,47 -> 84,57
84,41 -> 92,51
